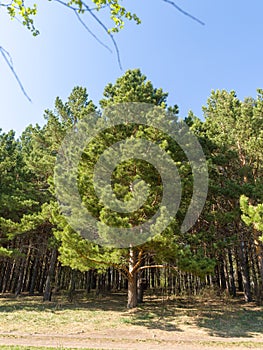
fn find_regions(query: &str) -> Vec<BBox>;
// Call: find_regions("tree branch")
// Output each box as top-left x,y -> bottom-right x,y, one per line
138,264 -> 178,272
54,0 -> 112,53
131,248 -> 143,275
54,0 -> 122,69
162,0 -> 205,26
74,10 -> 112,53
74,245 -> 130,274
1,0 -> 204,101
80,1 -> 122,69
0,46 -> 32,102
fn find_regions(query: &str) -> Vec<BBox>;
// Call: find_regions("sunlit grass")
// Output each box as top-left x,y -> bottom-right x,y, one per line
0,291 -> 262,347
0,347 -> 102,350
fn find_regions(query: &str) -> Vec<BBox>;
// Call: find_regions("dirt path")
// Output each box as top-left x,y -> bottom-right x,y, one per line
0,330 -> 263,349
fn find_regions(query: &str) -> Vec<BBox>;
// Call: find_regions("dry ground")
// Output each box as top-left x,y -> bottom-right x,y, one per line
0,290 -> 262,350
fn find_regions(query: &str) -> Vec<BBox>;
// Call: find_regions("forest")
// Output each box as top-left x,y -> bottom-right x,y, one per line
0,68 -> 263,309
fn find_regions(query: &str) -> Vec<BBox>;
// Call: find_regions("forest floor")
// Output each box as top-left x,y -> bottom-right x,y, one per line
0,290 -> 262,350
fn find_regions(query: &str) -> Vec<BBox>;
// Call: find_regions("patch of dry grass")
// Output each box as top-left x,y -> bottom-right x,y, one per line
0,290 -> 262,342
0,347 -> 101,350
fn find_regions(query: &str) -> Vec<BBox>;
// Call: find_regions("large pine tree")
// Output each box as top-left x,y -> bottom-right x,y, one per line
52,69 -> 214,308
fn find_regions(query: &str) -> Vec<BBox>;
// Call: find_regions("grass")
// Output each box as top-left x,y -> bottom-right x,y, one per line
0,347 -> 103,350
0,345 -> 103,350
119,294 -> 263,338
0,293 -> 124,334
0,291 -> 262,349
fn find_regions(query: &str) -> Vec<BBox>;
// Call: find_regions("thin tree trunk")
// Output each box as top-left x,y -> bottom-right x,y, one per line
86,270 -> 91,294
29,255 -> 39,295
239,240 -> 252,302
219,254 -> 227,291
43,248 -> 57,302
127,246 -> 138,308
137,271 -> 144,304
1,262 -> 11,293
228,249 -> 236,297
68,269 -> 76,302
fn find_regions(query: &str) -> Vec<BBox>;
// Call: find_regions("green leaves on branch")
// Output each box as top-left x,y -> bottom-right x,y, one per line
0,246 -> 12,257
86,0 -> 141,33
240,195 -> 263,239
4,0 -> 141,35
6,0 -> 39,36
67,0 -> 141,33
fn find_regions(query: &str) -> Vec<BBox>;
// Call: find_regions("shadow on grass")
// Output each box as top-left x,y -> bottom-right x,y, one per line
0,292 -> 262,338
122,302 -> 183,332
0,291 -> 127,313
196,307 -> 263,338
121,295 -> 263,338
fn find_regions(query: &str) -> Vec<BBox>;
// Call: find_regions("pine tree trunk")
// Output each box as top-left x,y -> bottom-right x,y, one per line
29,255 -> 39,295
1,262 -> 11,293
239,241 -> 252,302
22,243 -> 33,292
86,270 -> 91,294
43,248 -> 57,302
127,274 -> 137,308
107,268 -> 112,291
15,258 -> 26,296
127,246 -> 138,308
219,255 -> 227,291
137,272 -> 144,304
68,269 -> 76,302
228,249 -> 236,297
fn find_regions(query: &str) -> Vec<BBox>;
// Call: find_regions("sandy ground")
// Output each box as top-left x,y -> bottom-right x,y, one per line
0,327 -> 263,349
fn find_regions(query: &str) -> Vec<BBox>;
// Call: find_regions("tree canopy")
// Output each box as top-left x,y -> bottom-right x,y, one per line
0,69 -> 262,306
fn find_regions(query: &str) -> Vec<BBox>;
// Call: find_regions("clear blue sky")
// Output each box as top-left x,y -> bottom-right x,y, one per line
1,0 -> 263,136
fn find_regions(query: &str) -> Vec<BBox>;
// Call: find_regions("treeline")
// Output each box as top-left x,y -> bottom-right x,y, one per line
0,70 -> 262,307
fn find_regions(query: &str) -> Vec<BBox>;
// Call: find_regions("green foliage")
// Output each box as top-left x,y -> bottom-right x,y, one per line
49,69 -> 214,279
0,129 -> 42,221
186,88 -> 262,284
3,0 -> 141,35
0,245 -> 14,257
240,195 -> 263,240
1,87 -> 97,256
0,125 -> 56,257
6,0 -> 39,35
100,69 -> 168,106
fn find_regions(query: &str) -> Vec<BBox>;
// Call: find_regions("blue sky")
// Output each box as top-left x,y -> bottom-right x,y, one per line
1,0 -> 263,136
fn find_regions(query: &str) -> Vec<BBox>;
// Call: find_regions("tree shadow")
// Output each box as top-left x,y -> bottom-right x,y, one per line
123,311 -> 183,332
172,295 -> 263,338
0,291 -> 127,313
0,292 -> 262,338
195,306 -> 263,338
120,295 -> 263,337
120,296 -> 187,332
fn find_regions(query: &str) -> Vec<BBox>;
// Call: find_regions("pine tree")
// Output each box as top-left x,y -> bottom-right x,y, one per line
53,69 -> 214,308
